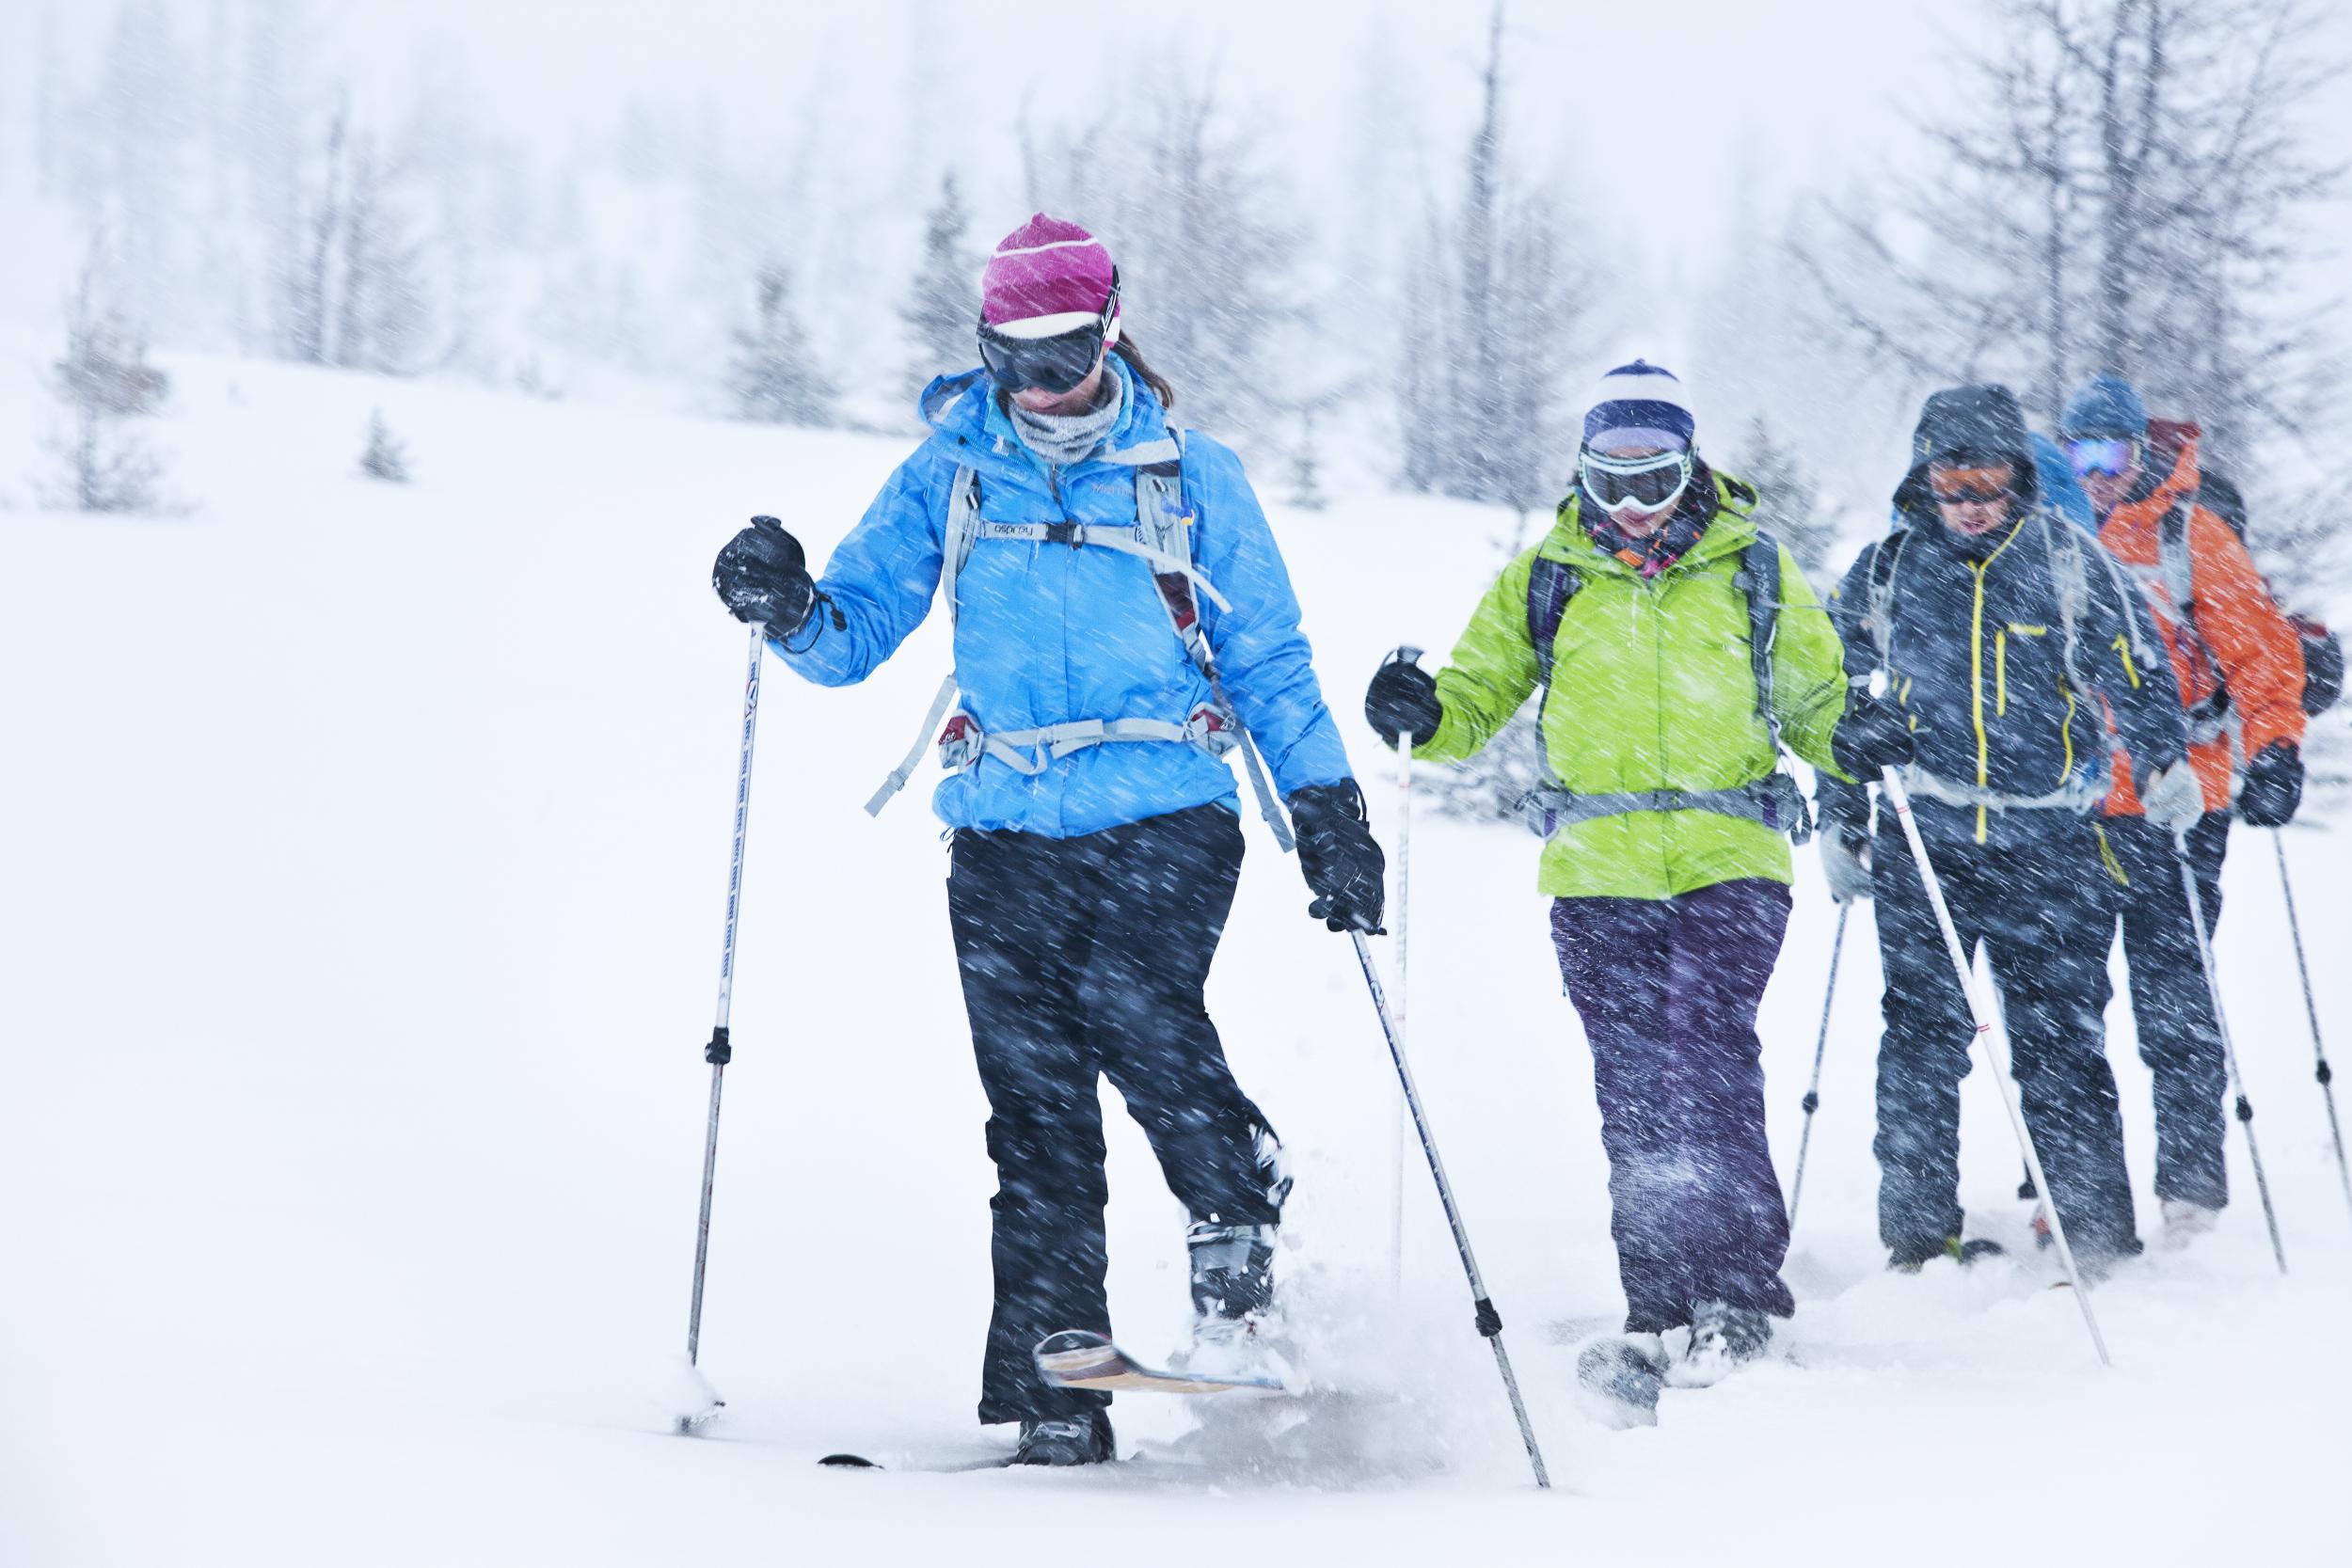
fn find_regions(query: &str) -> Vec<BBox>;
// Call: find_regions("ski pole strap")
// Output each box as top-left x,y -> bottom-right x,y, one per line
866,673 -> 961,816
1518,774 -> 1812,844
1473,1296 -> 1502,1338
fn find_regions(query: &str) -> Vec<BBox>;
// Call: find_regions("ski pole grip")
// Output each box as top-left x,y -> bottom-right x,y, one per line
2319,1059 -> 2334,1086
1473,1296 -> 1502,1338
1801,1090 -> 1820,1115
706,1026 -> 733,1066
2235,1094 -> 2253,1123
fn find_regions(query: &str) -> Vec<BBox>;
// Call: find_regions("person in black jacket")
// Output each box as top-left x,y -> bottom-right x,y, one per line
1819,385 -> 2197,1274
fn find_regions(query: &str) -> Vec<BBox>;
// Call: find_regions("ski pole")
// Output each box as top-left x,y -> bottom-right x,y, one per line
2273,829 -> 2352,1221
2173,832 -> 2286,1274
1349,931 -> 1551,1488
1787,903 -> 1849,1234
1387,646 -> 1423,1296
1881,768 -> 2110,1366
677,623 -> 767,1431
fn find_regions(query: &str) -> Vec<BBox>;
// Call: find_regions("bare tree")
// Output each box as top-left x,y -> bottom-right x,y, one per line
41,247 -> 171,515
1794,0 -> 2345,591
1400,2 -> 1593,509
1728,414 -> 1838,587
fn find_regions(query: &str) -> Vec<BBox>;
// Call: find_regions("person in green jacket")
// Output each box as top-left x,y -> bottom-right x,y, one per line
1363,361 -> 1849,1421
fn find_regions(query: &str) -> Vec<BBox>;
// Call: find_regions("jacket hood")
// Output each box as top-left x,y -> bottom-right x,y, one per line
1893,383 -> 2041,516
2141,417 -> 2203,509
916,355 -> 1169,461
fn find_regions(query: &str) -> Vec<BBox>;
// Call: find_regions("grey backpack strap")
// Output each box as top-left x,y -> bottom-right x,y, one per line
942,464 -> 983,627
1737,533 -> 1784,752
2160,497 -> 2198,616
1863,531 -> 1907,668
1525,556 -> 1581,690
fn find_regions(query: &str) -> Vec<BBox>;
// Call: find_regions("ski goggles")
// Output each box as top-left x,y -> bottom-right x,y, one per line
2063,436 -> 2139,480
1578,447 -> 1692,515
976,272 -> 1121,395
1927,463 -> 2017,506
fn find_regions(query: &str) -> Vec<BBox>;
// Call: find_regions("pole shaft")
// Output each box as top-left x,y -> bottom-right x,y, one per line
1788,903 -> 1850,1232
1883,770 -> 2110,1366
1351,932 -> 1550,1488
1389,739 -> 1412,1293
2272,830 -> 2352,1218
2173,837 -> 2287,1274
687,627 -> 768,1367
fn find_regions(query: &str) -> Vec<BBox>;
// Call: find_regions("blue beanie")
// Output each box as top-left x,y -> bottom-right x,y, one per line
2060,373 -> 2148,440
1582,359 -> 1695,454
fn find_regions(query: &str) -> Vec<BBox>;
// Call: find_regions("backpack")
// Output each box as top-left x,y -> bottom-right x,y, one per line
2155,478 -> 2344,720
1518,527 -> 1812,844
863,432 -> 1295,849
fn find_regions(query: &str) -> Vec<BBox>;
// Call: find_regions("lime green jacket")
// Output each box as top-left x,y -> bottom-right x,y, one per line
1416,476 -> 1851,899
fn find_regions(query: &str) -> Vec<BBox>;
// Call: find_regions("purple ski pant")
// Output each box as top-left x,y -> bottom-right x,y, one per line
1550,878 -> 1796,1335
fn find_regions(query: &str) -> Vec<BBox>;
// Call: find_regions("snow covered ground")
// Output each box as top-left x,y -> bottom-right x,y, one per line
4,357 -> 2348,1566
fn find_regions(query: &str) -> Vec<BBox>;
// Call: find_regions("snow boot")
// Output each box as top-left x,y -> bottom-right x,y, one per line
1576,1333 -> 1667,1429
1670,1300 -> 1773,1388
1012,1408 -> 1116,1466
1179,1221 -> 1287,1383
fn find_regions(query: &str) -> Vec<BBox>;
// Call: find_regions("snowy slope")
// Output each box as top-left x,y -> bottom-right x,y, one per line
3,358 -> 2348,1567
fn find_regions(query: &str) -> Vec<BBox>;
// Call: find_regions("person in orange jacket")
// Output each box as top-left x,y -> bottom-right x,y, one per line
2059,373 -> 2308,1243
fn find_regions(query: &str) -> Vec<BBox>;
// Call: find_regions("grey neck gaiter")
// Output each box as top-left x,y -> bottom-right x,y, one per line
1007,368 -> 1126,469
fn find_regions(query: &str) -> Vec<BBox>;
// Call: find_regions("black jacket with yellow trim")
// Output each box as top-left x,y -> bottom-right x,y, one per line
1819,502 -> 2186,851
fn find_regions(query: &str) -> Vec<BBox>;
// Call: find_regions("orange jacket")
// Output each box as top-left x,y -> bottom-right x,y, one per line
2104,421 -> 2306,815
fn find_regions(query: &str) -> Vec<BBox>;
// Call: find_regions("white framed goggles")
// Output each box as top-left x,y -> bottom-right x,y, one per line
1579,447 -> 1693,515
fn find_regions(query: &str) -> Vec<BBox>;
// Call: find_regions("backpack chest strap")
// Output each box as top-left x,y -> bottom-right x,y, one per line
969,520 -> 1232,611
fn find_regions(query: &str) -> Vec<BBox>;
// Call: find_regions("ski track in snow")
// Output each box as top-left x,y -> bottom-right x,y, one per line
2,355 -> 2348,1567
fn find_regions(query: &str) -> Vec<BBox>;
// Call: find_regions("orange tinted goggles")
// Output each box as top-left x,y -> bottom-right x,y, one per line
1929,465 -> 2015,505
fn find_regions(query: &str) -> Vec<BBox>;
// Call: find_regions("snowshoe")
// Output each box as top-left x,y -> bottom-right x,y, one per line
1889,1234 -> 2006,1273
1575,1333 -> 1666,1430
2158,1197 -> 2220,1250
1669,1300 -> 1772,1388
1011,1408 -> 1116,1467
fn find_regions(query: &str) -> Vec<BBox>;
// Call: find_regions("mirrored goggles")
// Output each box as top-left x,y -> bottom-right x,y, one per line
976,274 -> 1120,394
2064,436 -> 2139,480
1927,463 -> 2017,506
1579,448 -> 1692,515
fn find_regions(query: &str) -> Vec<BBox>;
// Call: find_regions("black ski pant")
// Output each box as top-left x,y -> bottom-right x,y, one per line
1871,807 -> 2141,1263
2107,812 -> 2232,1210
946,803 -> 1279,1426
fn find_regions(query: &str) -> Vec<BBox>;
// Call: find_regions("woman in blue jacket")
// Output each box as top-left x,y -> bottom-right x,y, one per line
710,214 -> 1382,1465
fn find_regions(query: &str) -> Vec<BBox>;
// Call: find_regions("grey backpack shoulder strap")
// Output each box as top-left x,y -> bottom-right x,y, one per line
1737,531 -> 1784,749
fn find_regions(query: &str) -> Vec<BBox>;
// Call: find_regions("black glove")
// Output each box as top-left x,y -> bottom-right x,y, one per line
2236,741 -> 2303,828
1364,651 -> 1443,749
1289,781 -> 1387,934
712,515 -> 816,640
1832,689 -> 1915,778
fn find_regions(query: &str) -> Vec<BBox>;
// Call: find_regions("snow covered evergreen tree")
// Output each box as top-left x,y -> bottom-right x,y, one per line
41,248 -> 170,515
900,170 -> 978,403
727,261 -> 834,426
359,408 -> 411,483
1730,415 -> 1837,587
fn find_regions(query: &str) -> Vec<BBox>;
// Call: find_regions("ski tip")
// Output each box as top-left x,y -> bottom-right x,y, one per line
674,1400 -> 725,1435
818,1453 -> 881,1469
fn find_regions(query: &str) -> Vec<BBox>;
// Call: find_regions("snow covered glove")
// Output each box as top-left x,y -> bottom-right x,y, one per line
712,515 -> 816,640
1822,826 -> 1874,904
1364,653 -> 1443,749
2235,741 -> 2303,828
1830,689 -> 1915,779
1289,781 -> 1387,934
2138,758 -> 2205,834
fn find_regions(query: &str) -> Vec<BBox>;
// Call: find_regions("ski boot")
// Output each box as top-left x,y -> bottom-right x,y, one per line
1180,1220 -> 1285,1384
1012,1407 -> 1116,1466
1576,1333 -> 1667,1429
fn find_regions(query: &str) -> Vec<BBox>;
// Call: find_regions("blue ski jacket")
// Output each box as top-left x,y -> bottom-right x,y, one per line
774,356 -> 1357,837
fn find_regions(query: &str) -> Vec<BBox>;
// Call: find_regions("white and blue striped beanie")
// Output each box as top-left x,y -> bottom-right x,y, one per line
1582,359 -> 1695,454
